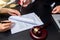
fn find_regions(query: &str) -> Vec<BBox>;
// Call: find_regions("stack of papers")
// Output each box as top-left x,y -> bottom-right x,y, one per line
52,14 -> 60,29
9,12 -> 44,34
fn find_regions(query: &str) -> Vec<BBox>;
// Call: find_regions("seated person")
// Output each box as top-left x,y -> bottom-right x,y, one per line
19,0 -> 60,24
19,0 -> 60,14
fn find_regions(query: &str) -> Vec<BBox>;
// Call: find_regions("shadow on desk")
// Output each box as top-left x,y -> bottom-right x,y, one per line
0,21 -> 60,40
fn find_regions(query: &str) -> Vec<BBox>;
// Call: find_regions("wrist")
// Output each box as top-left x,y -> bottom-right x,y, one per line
0,8 -> 9,14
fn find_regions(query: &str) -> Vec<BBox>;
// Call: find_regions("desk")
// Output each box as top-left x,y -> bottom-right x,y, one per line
0,2 -> 60,40
0,16 -> 60,40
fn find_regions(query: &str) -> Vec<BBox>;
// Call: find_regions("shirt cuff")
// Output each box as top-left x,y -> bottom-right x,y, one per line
31,0 -> 35,3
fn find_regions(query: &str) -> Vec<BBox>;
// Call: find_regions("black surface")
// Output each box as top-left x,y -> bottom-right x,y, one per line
0,1 -> 60,40
0,10 -> 60,40
0,20 -> 60,40
0,14 -> 10,21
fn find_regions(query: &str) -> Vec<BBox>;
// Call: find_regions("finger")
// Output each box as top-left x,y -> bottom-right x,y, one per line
52,7 -> 57,13
1,20 -> 11,24
23,4 -> 29,7
0,26 -> 11,32
2,23 -> 12,30
5,25 -> 11,30
13,10 -> 21,16
22,0 -> 30,7
20,0 -> 24,5
52,9 -> 59,13
8,11 -> 21,16
5,22 -> 14,31
8,9 -> 21,16
2,22 -> 12,27
58,11 -> 60,13
52,8 -> 58,13
8,12 -> 17,16
5,23 -> 11,27
1,20 -> 11,23
0,23 -> 12,32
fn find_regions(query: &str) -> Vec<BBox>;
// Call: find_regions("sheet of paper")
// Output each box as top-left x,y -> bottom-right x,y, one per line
52,14 -> 60,29
9,12 -> 44,34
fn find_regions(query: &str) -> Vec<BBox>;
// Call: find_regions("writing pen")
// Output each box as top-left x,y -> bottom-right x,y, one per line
20,0 -> 26,12
20,3 -> 23,12
0,21 -> 11,23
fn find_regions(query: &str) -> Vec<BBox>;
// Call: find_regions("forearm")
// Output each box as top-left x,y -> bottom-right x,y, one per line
0,8 -> 8,14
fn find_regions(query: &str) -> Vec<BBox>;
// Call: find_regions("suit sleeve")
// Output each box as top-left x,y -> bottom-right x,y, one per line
54,0 -> 60,7
31,0 -> 35,3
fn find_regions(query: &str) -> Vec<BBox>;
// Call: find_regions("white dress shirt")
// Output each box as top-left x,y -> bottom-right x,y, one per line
31,0 -> 35,3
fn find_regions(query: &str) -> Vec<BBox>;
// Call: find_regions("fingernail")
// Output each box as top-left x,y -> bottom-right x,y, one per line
24,0 -> 26,3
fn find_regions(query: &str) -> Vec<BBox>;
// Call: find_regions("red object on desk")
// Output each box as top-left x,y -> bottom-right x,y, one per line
30,26 -> 48,40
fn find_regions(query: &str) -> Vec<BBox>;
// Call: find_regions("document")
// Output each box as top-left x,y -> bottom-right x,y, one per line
52,14 -> 60,29
9,12 -> 44,34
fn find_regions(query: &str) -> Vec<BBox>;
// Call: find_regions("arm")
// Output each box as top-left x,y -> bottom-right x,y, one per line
0,8 -> 21,16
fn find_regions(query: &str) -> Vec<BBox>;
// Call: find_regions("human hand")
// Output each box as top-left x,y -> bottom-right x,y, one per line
8,8 -> 21,16
19,0 -> 32,7
0,20 -> 12,32
52,5 -> 60,13
0,8 -> 21,16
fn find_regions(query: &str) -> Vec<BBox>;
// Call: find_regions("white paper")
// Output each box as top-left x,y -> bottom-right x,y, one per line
9,12 -> 44,34
52,14 -> 60,29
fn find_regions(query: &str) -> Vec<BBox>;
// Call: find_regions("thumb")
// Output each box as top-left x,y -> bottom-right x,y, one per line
52,8 -> 58,13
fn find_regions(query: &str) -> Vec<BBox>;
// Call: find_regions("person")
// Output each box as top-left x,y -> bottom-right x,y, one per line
0,8 -> 21,16
19,0 -> 60,14
0,8 -> 21,32
19,0 -> 60,25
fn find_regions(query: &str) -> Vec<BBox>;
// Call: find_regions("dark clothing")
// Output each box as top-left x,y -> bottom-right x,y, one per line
0,0 -> 60,40
32,0 -> 60,25
21,0 -> 60,25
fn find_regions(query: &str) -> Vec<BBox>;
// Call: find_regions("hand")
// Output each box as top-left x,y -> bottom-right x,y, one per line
8,8 -> 21,16
19,0 -> 32,7
0,8 -> 21,16
0,20 -> 12,32
52,5 -> 60,13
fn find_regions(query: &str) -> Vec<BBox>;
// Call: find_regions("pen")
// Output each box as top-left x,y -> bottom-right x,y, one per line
20,3 -> 23,12
20,0 -> 26,12
0,22 -> 11,24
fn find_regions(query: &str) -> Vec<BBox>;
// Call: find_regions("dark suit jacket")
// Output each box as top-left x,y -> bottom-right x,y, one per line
21,0 -> 60,26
